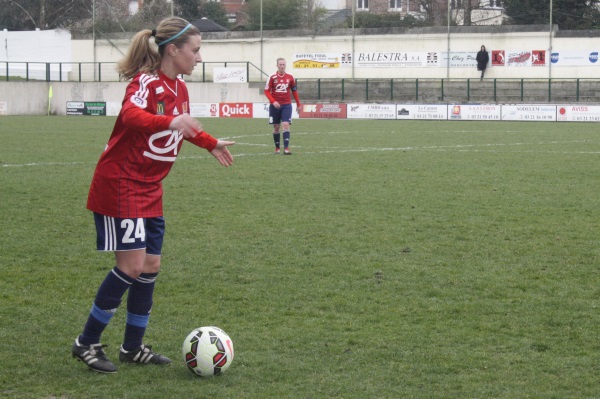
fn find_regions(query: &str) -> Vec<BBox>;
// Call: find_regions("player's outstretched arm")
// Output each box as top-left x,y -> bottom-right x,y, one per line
210,140 -> 235,167
169,114 -> 202,139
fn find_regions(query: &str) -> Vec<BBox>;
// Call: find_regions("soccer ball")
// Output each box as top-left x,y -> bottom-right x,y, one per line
182,326 -> 234,377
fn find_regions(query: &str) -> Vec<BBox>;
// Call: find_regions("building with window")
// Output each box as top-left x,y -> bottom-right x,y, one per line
339,0 -> 505,25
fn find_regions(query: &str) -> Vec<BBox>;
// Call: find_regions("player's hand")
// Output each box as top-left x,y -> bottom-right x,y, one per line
169,114 -> 202,139
296,104 -> 302,113
210,140 -> 235,167
273,102 -> 281,109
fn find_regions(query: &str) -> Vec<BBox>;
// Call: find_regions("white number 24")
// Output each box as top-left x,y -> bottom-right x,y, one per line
121,218 -> 145,243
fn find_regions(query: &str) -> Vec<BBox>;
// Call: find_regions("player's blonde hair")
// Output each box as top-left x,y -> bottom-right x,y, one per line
117,17 -> 200,80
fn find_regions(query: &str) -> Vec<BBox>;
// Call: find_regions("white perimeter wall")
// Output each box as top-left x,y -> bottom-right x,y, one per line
69,30 -> 600,80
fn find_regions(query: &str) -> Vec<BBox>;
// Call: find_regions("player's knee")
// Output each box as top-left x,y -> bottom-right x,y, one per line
144,254 -> 161,274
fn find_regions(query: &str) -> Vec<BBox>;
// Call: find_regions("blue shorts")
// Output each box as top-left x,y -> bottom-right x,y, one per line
93,213 -> 165,255
269,103 -> 293,125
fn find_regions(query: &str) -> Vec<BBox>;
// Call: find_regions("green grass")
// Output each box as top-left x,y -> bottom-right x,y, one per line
1,116 -> 599,398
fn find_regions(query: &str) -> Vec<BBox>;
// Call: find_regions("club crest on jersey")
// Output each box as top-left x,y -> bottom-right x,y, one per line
157,101 -> 165,115
143,130 -> 183,162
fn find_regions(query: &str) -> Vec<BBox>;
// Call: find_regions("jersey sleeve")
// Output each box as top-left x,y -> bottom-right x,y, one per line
291,78 -> 300,104
120,77 -> 174,132
264,76 -> 275,103
186,131 -> 218,151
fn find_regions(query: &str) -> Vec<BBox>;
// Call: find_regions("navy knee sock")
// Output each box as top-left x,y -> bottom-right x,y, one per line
283,131 -> 290,148
79,266 -> 134,345
273,133 -> 281,149
122,272 -> 158,351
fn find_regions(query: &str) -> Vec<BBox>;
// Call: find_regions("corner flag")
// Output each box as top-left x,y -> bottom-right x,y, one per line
47,85 -> 53,115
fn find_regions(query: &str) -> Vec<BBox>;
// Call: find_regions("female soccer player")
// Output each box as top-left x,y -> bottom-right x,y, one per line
264,57 -> 301,155
72,17 -> 234,373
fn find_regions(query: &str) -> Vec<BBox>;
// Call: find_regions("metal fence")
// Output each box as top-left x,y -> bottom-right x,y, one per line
0,61 -> 267,83
298,78 -> 600,103
3,61 -> 600,104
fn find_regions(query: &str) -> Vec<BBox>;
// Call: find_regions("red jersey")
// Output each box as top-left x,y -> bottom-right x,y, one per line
87,71 -> 218,218
264,72 -> 299,105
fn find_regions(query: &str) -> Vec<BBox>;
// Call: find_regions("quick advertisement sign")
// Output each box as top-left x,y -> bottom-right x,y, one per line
219,103 -> 253,118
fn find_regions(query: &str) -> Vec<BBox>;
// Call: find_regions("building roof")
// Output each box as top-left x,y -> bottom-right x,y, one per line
190,17 -> 230,32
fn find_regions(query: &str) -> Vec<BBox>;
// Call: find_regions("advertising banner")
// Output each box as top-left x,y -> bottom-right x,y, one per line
506,51 -> 532,67
491,50 -> 505,66
501,105 -> 556,121
252,103 -> 299,119
213,67 -> 247,83
347,104 -> 396,119
440,52 -> 477,68
550,51 -> 600,66
292,53 -> 351,68
298,104 -> 347,119
354,52 -> 429,68
66,101 -> 106,116
190,103 -> 219,117
396,104 -> 448,120
219,103 -> 253,118
531,50 -> 547,66
449,104 -> 501,120
557,105 -> 600,122
252,103 -> 270,119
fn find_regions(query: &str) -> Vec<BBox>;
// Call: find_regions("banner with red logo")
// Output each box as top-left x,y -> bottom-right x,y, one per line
190,103 -> 219,117
298,104 -> 347,119
220,103 -> 253,118
557,105 -> 600,122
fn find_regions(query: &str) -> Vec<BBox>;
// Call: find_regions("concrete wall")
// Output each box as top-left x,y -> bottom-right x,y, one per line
0,81 -> 266,115
70,26 -> 600,80
4,77 -> 599,116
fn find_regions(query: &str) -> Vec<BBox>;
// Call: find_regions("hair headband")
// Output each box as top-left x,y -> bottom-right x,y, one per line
157,24 -> 193,46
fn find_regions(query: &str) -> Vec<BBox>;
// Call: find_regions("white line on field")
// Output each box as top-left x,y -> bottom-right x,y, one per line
2,140 -> 597,168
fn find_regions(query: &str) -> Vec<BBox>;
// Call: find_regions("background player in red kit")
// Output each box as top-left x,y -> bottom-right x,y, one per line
264,58 -> 301,155
72,17 -> 234,373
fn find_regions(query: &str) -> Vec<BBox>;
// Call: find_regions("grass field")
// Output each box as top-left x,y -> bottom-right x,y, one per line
1,116 -> 599,399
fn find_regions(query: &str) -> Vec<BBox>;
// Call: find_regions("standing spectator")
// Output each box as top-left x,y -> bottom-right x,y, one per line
476,45 -> 490,79
264,58 -> 301,155
71,16 -> 234,374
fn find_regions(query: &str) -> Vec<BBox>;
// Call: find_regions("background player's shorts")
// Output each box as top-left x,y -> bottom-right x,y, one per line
93,213 -> 165,255
269,103 -> 293,125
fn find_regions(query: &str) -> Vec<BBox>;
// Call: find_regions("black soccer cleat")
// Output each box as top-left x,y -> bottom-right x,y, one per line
72,338 -> 117,373
119,344 -> 172,365
284,148 -> 292,155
